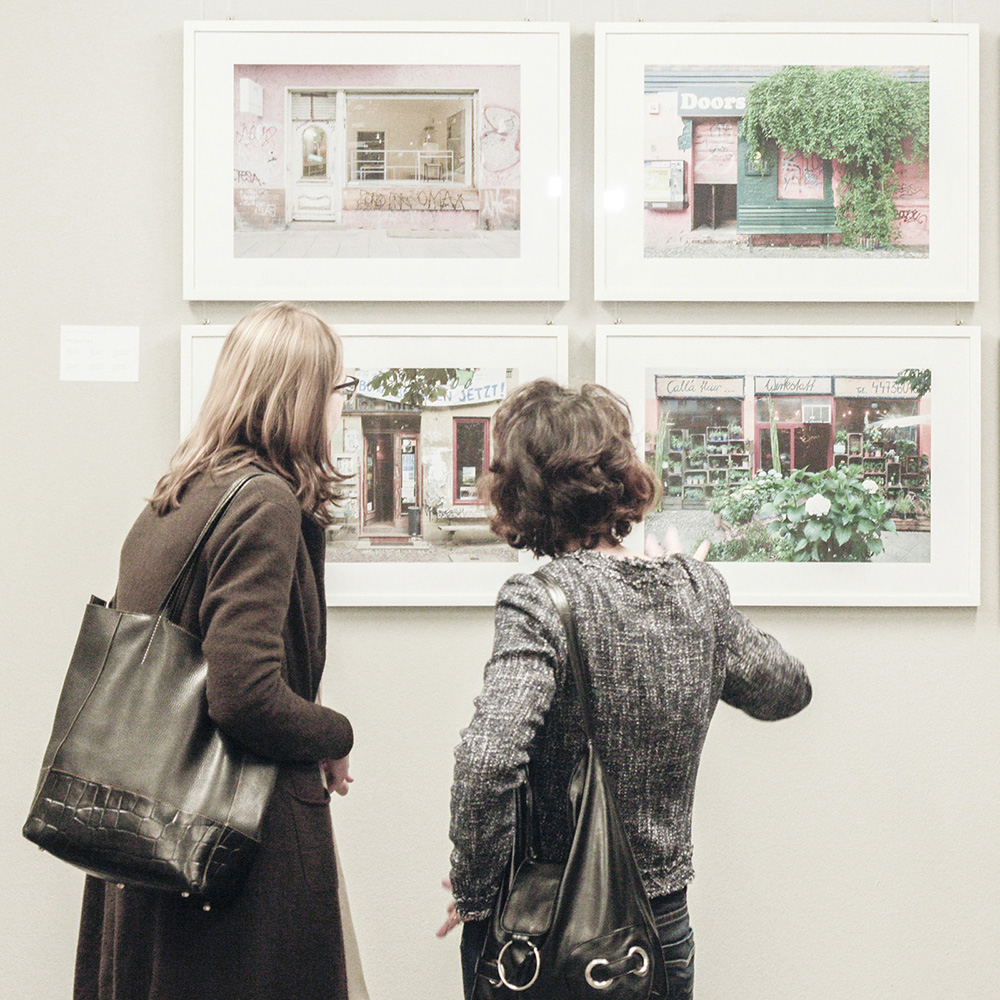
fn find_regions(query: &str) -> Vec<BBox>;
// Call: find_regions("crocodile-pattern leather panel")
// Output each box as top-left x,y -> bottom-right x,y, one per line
24,769 -> 259,903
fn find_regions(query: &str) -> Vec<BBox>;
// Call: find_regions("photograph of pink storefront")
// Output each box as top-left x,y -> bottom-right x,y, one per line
643,66 -> 929,257
234,64 -> 520,258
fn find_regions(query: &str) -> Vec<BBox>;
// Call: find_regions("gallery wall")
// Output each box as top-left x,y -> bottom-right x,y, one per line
2,2 -> 998,999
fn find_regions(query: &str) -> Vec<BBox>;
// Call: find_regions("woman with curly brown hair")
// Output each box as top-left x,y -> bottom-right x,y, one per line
439,378 -> 811,999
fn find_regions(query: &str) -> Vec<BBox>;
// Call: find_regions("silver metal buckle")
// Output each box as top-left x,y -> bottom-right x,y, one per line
497,940 -> 541,992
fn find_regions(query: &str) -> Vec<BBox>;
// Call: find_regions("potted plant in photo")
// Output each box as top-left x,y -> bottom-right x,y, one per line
686,445 -> 707,469
892,493 -> 916,529
767,466 -> 896,561
833,429 -> 848,455
864,425 -> 883,456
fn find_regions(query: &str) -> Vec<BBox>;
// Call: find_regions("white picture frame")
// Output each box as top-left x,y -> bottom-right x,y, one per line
597,325 -> 980,607
184,21 -> 569,301
182,324 -> 568,605
595,22 -> 979,302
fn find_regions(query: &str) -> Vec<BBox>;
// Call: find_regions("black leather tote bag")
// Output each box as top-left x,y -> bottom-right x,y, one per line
472,567 -> 667,1000
23,473 -> 278,908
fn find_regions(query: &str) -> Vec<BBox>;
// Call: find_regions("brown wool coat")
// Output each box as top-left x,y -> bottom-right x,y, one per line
73,466 -> 354,1000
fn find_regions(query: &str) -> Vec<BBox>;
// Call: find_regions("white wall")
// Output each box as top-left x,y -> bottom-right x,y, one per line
2,2 -> 998,999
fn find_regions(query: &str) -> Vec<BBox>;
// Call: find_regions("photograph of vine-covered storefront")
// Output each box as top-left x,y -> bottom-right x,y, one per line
645,368 -> 931,562
643,64 -> 929,256
326,367 -> 516,563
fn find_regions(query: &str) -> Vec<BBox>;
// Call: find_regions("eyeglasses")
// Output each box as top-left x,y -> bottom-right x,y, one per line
332,375 -> 360,402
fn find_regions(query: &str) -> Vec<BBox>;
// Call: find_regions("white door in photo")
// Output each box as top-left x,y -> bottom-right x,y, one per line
289,91 -> 340,222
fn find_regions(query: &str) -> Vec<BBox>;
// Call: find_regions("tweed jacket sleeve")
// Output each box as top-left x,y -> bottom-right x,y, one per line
686,559 -> 812,719
449,573 -> 563,919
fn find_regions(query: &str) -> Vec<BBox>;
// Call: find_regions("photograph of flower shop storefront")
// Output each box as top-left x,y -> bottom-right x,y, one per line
326,367 -> 516,563
645,368 -> 931,562
643,64 -> 929,257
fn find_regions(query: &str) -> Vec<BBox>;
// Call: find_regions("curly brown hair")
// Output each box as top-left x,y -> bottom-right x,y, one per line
483,379 -> 659,558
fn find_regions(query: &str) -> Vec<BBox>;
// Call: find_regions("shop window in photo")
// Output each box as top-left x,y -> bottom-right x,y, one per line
649,376 -> 747,509
454,417 -> 489,503
346,93 -> 474,186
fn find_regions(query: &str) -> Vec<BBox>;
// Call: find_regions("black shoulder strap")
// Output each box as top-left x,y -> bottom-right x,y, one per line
160,472 -> 264,621
533,566 -> 596,740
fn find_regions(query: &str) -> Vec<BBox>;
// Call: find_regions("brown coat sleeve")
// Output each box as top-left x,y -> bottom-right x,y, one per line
199,478 -> 353,763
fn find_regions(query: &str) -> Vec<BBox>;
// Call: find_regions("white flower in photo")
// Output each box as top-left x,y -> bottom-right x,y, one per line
804,493 -> 832,517
861,479 -> 880,494
768,469 -> 780,478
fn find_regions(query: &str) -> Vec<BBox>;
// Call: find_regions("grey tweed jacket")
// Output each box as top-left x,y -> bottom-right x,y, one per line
449,550 -> 811,919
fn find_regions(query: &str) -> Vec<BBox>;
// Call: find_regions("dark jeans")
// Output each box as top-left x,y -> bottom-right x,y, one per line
459,888 -> 695,999
651,888 -> 695,999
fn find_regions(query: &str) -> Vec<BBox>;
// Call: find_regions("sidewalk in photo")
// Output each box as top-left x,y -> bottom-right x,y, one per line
326,536 -> 517,563
235,224 -> 520,259
645,241 -> 928,259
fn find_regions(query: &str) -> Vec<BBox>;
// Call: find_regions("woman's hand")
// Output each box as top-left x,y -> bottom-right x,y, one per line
436,878 -> 463,937
320,754 -> 353,796
645,524 -> 710,561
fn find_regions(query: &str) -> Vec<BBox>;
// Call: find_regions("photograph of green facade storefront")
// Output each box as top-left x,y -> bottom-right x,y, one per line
643,65 -> 929,257
645,371 -> 931,563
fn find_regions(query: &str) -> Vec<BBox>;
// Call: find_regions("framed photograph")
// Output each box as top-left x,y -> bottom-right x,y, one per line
184,21 -> 569,301
596,325 -> 980,606
182,324 -> 568,605
595,23 -> 979,301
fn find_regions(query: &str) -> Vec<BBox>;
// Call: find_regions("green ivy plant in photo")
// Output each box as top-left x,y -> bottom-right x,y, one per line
742,65 -> 929,247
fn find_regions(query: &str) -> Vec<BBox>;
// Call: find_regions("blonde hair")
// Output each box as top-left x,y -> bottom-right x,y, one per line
151,302 -> 345,525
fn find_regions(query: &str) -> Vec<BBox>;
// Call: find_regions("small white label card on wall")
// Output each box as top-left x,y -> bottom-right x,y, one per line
59,326 -> 140,382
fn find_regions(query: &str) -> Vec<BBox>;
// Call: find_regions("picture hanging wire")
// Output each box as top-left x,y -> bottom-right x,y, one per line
610,0 -> 642,22
928,0 -> 958,21
522,0 -> 554,20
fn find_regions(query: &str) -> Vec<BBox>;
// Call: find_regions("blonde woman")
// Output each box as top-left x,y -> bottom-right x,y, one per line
74,303 -> 358,1000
